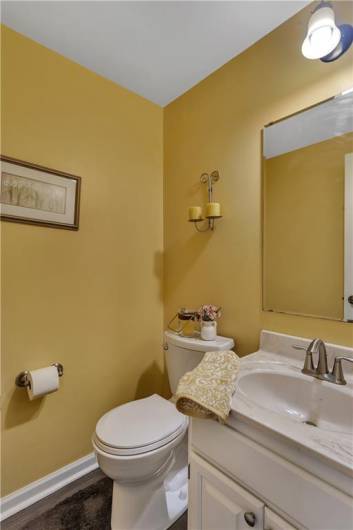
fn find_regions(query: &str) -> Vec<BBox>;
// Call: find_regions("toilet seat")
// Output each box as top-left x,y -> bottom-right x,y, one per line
94,394 -> 188,457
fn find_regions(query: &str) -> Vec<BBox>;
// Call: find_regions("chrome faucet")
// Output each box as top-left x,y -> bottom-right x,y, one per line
293,339 -> 353,385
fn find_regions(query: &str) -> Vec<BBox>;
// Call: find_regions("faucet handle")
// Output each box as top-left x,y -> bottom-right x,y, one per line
292,344 -> 315,372
331,357 -> 353,385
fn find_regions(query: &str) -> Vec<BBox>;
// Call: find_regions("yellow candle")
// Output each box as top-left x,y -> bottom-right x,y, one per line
206,202 -> 221,218
188,206 -> 202,221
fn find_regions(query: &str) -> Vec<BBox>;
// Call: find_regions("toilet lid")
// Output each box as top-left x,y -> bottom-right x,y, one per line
94,394 -> 187,456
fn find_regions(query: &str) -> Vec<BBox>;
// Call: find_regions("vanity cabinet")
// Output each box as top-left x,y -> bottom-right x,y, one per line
264,509 -> 297,530
189,418 -> 353,530
188,452 -> 264,530
188,451 -> 296,530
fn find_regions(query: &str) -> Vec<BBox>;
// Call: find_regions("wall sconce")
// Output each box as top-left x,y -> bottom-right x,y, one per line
188,171 -> 222,232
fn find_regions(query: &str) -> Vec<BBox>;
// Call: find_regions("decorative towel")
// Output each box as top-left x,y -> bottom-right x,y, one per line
175,350 -> 240,423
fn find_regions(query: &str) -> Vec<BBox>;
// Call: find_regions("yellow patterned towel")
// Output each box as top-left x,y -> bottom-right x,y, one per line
175,350 -> 240,423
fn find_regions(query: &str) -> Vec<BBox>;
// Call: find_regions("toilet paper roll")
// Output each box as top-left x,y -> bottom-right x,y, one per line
27,366 -> 59,400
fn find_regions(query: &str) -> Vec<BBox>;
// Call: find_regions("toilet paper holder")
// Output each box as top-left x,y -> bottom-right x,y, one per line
15,363 -> 64,388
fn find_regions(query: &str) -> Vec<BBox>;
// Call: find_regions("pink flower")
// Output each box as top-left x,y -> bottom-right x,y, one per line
198,304 -> 222,321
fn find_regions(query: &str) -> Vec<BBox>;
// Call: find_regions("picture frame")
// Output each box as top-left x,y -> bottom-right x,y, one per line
0,156 -> 81,230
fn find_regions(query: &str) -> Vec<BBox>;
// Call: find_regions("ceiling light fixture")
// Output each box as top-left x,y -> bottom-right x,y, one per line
302,2 -> 353,62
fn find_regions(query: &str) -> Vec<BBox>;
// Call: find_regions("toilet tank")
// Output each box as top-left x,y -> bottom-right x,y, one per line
164,331 -> 234,394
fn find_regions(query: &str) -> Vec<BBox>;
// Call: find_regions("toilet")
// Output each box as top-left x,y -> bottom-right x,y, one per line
92,330 -> 234,530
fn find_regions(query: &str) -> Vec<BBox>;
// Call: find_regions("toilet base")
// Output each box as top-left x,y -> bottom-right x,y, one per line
111,440 -> 188,530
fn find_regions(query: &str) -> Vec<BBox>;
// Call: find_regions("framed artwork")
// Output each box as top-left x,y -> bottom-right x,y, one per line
0,156 -> 81,230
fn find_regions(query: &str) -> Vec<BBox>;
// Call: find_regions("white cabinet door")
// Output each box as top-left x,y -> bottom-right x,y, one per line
264,508 -> 297,530
188,452 -> 264,530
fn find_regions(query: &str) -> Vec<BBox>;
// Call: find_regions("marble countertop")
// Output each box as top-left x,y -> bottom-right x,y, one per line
227,331 -> 353,489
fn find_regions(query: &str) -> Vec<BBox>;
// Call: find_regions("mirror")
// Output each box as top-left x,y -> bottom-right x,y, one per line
262,90 -> 353,322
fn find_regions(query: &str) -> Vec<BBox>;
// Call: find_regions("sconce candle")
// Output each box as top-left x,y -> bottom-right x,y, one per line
188,206 -> 203,221
188,171 -> 222,232
206,202 -> 221,218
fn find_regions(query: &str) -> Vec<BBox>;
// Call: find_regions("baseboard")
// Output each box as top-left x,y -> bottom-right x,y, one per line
0,452 -> 98,521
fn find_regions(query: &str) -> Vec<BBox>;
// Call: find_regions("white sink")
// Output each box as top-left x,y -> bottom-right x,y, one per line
236,369 -> 353,435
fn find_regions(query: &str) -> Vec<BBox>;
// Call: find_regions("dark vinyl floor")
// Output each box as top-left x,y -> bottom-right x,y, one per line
2,469 -> 187,530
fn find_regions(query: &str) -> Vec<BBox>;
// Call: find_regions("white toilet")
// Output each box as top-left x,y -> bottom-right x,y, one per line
92,330 -> 234,530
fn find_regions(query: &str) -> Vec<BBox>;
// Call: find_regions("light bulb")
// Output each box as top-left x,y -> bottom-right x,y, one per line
302,5 -> 341,60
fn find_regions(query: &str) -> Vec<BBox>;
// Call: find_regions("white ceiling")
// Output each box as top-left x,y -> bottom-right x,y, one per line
2,1 -> 309,106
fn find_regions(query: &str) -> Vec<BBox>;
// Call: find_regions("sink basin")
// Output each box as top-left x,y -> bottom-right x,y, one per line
236,369 -> 353,435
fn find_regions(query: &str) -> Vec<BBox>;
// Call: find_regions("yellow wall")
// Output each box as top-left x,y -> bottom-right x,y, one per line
264,133 -> 353,320
1,26 -> 164,495
2,0 -> 353,498
164,2 -> 353,355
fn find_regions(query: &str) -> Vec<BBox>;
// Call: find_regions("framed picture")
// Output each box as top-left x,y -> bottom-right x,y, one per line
0,156 -> 81,230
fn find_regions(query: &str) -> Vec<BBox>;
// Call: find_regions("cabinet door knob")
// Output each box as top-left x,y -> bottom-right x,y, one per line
244,512 -> 256,527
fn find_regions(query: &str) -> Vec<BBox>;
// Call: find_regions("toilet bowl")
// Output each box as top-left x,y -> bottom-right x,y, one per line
92,394 -> 188,530
93,331 -> 234,530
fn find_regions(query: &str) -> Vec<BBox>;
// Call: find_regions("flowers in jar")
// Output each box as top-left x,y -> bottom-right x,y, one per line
198,304 -> 222,322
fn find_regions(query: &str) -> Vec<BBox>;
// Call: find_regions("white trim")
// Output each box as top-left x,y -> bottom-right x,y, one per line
344,153 -> 353,322
0,452 -> 98,521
